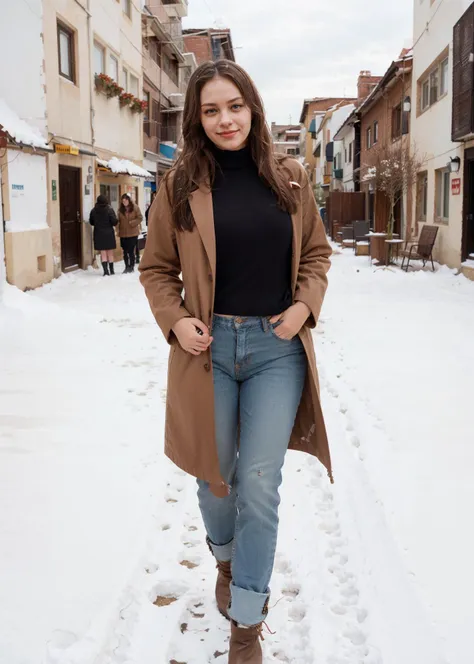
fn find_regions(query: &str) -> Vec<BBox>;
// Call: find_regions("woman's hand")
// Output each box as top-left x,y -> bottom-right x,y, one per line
172,318 -> 213,355
269,302 -> 311,340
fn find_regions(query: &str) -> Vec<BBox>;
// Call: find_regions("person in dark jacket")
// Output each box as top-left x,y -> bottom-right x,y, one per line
89,195 -> 118,276
145,191 -> 157,227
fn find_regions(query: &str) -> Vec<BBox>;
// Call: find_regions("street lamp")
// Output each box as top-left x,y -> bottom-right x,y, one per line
448,156 -> 461,173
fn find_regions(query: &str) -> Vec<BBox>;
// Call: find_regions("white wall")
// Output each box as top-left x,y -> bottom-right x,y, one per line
0,1 -> 46,138
411,0 -> 471,266
0,173 -> 5,299
5,151 -> 48,233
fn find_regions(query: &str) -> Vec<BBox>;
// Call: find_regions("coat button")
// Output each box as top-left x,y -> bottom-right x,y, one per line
204,363 -> 210,372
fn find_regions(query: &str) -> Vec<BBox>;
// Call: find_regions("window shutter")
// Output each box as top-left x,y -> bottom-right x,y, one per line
452,4 -> 474,141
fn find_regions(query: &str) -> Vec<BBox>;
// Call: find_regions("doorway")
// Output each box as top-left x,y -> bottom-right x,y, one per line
100,183 -> 119,213
463,148 -> 474,261
59,166 -> 82,271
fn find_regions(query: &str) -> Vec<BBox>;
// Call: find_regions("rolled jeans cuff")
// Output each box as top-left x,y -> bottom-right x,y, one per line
207,536 -> 233,562
228,584 -> 270,626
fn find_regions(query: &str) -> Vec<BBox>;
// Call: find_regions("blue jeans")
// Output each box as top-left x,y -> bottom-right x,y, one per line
197,315 -> 307,626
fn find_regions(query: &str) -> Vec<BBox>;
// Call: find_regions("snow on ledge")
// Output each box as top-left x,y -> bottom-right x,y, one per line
461,259 -> 474,269
97,157 -> 152,178
0,98 -> 48,149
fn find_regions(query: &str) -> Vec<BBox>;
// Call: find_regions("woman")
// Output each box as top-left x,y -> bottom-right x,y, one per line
139,60 -> 332,663
118,194 -> 143,273
89,194 -> 118,276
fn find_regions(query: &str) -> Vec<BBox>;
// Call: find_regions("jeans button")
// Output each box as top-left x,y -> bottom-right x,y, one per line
204,363 -> 210,372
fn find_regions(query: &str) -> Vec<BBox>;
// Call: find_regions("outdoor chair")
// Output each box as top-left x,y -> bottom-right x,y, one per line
341,225 -> 355,249
401,225 -> 439,272
353,220 -> 370,254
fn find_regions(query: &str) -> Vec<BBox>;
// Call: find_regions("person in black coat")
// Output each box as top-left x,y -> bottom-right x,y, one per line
89,195 -> 118,276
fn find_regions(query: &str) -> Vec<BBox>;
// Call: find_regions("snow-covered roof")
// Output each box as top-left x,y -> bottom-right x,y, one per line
97,157 -> 152,178
0,98 -> 48,149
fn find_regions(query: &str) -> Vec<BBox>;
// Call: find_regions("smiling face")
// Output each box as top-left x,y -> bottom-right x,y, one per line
200,76 -> 252,151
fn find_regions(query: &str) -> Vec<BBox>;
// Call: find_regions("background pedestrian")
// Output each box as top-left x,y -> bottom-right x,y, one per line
118,194 -> 143,273
89,194 -> 118,276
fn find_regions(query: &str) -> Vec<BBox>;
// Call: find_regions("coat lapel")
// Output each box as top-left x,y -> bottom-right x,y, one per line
188,185 -> 216,279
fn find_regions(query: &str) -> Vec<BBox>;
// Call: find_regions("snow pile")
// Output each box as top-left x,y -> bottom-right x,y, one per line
1,253 -> 473,664
0,98 -> 48,149
98,157 -> 152,178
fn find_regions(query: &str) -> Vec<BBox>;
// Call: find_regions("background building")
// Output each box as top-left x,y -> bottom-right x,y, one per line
271,123 -> 302,157
0,1 -> 52,291
411,0 -> 472,273
183,28 -> 236,64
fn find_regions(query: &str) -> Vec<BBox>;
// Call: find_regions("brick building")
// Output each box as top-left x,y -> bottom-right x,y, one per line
357,52 -> 413,235
183,28 -> 236,65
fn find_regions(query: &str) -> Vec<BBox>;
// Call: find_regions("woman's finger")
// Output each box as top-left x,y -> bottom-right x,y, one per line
269,314 -> 283,325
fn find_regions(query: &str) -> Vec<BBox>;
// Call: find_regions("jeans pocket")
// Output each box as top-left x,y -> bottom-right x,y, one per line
270,319 -> 293,342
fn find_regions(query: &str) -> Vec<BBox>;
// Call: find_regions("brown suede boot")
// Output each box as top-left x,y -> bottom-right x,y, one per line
228,621 -> 264,663
215,559 -> 232,619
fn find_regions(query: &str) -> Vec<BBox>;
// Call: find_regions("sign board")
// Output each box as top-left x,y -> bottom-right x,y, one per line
55,144 -> 79,155
52,179 -> 57,201
452,178 -> 461,195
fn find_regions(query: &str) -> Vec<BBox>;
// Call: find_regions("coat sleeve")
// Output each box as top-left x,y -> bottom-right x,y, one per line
138,181 -> 191,344
294,164 -> 332,328
89,210 -> 95,226
109,208 -> 118,226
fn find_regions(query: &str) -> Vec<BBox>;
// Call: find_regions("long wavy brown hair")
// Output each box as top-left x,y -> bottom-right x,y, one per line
165,60 -> 298,231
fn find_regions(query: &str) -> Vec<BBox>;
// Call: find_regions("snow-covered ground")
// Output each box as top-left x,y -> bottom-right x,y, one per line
1,251 -> 473,664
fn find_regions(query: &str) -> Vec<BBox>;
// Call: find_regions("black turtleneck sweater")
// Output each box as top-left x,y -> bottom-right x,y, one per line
212,145 -> 293,317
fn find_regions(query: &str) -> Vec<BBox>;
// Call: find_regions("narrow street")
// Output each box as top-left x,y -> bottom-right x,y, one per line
1,251 -> 473,664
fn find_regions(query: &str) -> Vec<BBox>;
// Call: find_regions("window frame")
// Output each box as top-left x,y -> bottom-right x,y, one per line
435,168 -> 450,222
57,21 -> 75,83
349,141 -> 353,163
367,127 -> 372,149
109,53 -> 119,82
129,73 -> 139,97
417,171 -> 428,221
440,57 -> 449,96
122,0 -> 132,19
122,66 -> 129,92
93,40 -> 106,75
419,51 -> 449,114
373,121 -> 379,144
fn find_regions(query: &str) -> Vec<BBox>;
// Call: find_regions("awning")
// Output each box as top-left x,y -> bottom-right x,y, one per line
96,156 -> 152,178
0,98 -> 50,150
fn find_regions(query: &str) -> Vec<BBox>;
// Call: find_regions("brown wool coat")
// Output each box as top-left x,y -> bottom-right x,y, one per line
118,205 -> 143,238
139,157 -> 333,495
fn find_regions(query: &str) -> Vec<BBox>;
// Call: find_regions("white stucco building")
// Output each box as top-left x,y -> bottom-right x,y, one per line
313,102 -> 355,195
411,0 -> 474,275
0,1 -> 53,291
333,110 -> 358,192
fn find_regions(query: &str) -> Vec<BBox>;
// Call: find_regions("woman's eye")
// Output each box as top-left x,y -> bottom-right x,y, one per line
232,104 -> 243,111
204,109 -> 217,115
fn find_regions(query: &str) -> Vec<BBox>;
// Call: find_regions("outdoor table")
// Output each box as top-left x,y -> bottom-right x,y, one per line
385,239 -> 404,265
364,233 -> 400,265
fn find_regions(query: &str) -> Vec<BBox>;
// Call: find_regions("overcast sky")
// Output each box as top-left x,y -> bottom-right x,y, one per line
182,0 -> 414,124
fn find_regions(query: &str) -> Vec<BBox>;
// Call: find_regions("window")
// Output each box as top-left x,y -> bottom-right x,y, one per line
440,57 -> 449,96
130,74 -> 139,97
417,172 -> 428,221
349,142 -> 353,162
344,147 -> 347,163
392,104 -> 410,139
373,121 -> 379,144
109,54 -> 119,82
94,41 -> 105,75
122,0 -> 131,18
422,79 -> 430,110
144,91 -> 151,136
163,53 -> 179,87
420,52 -> 449,112
367,127 -> 372,149
57,22 -> 75,82
435,168 -> 450,221
122,67 -> 128,91
430,68 -> 439,105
